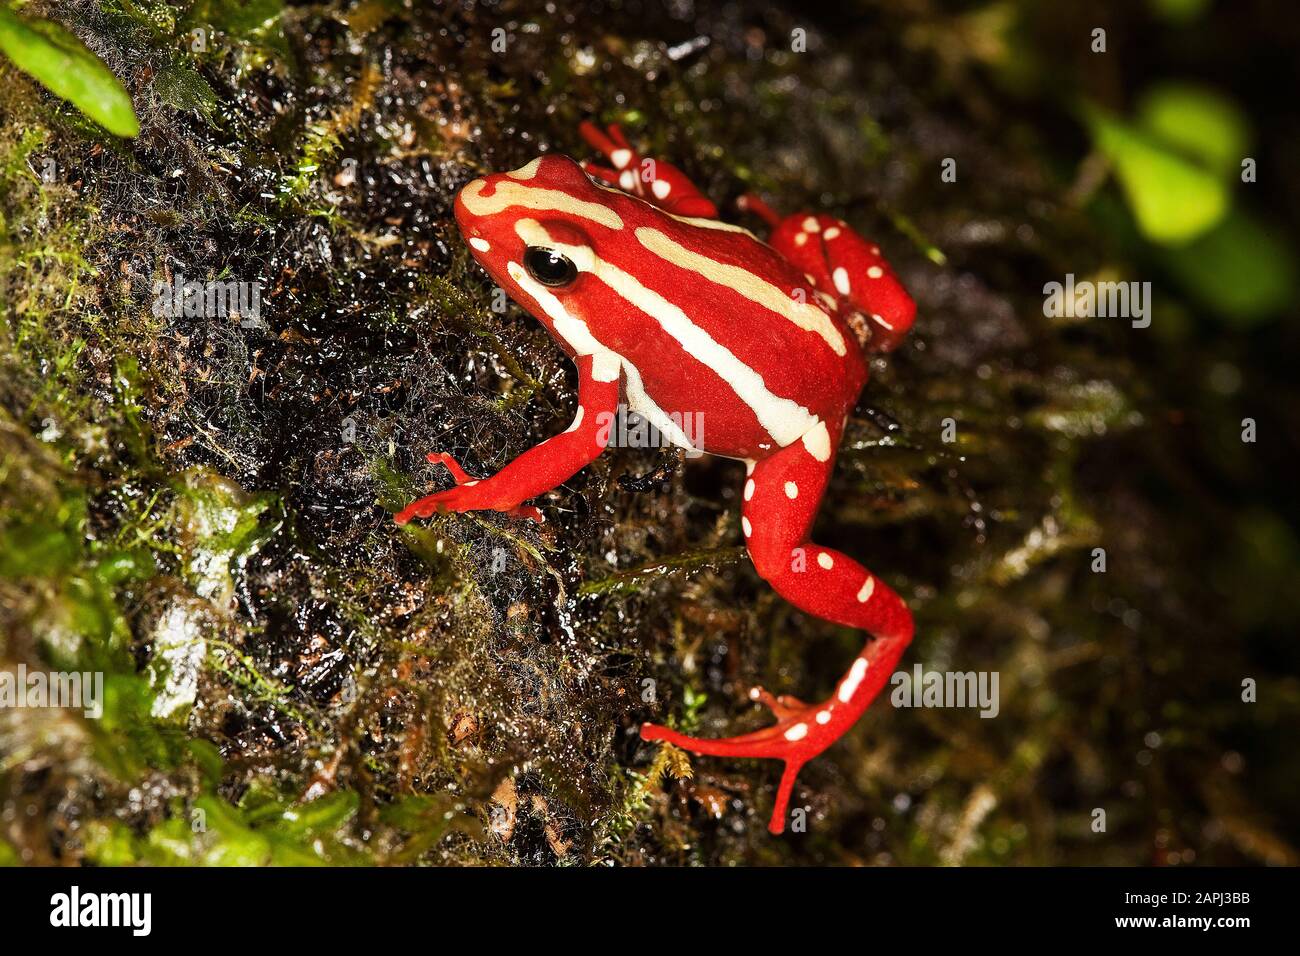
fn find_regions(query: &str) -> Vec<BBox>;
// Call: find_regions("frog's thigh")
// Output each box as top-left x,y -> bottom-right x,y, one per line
741,420 -> 903,634
740,421 -> 841,573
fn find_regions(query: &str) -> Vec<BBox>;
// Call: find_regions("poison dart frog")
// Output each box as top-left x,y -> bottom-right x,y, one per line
396,122 -> 917,834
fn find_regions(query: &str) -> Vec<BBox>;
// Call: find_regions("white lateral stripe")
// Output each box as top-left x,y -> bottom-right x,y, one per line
461,178 -> 624,229
620,362 -> 699,452
507,261 -> 607,355
517,222 -> 818,447
664,209 -> 756,235
505,263 -> 688,457
634,227 -> 847,356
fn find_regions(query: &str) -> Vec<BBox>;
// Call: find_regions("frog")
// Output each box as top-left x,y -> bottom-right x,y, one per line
395,122 -> 917,834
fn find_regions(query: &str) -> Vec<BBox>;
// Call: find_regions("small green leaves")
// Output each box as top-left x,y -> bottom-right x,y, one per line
0,6 -> 139,137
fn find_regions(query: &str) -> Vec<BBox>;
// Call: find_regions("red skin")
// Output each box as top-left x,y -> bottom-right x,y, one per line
396,124 -> 916,834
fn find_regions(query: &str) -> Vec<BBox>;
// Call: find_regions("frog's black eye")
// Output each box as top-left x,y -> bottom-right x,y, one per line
524,247 -> 577,288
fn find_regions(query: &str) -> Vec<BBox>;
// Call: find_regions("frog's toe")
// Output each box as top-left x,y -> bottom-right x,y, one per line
426,451 -> 477,485
505,504 -> 545,524
747,685 -> 810,721
580,160 -> 621,185
642,720 -> 811,834
394,493 -> 447,525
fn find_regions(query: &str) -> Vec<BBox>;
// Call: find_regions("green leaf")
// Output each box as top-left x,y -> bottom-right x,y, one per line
81,820 -> 139,866
153,62 -> 217,121
275,792 -> 359,838
1085,103 -> 1229,245
1162,209 -> 1296,326
187,739 -> 226,788
0,7 -> 139,137
1137,83 -> 1250,178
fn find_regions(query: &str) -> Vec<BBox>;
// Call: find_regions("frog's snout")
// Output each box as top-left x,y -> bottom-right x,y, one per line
452,176 -> 489,236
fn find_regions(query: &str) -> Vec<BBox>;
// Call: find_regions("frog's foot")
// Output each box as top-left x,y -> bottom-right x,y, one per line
642,700 -> 836,834
765,212 -> 916,353
578,121 -> 640,190
394,451 -> 544,525
578,120 -> 718,218
748,685 -> 809,721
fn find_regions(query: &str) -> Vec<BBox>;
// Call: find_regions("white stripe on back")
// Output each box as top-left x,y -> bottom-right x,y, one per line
515,221 -> 818,446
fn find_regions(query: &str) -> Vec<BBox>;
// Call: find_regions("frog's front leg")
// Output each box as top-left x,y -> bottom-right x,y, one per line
578,121 -> 719,219
394,353 -> 621,525
642,421 -> 914,834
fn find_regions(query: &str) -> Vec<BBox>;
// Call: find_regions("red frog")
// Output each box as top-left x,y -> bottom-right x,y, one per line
396,122 -> 917,834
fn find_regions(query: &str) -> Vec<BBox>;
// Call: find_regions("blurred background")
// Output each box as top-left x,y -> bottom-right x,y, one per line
1,0 -> 1297,865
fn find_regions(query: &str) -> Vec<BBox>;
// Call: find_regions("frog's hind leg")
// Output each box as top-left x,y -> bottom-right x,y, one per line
767,213 -> 917,353
641,421 -> 913,834
578,121 -> 718,218
578,121 -> 639,191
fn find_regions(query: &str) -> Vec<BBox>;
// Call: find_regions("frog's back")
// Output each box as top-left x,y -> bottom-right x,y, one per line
571,190 -> 867,459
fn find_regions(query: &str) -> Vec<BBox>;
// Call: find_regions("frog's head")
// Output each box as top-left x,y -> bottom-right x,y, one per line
454,155 -> 630,335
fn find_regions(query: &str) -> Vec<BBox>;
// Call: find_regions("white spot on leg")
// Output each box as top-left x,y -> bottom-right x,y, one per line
838,658 -> 869,703
784,481 -> 798,499
565,406 -> 585,433
784,722 -> 808,741
744,459 -> 756,476
801,216 -> 820,233
815,709 -> 832,725
833,267 -> 850,296
619,170 -> 635,191
469,237 -> 491,252
823,226 -> 840,240
867,266 -> 884,279
817,552 -> 834,570
744,478 -> 755,501
652,179 -> 671,200
801,421 -> 832,462
610,148 -> 632,170
742,516 -> 752,537
794,232 -> 808,247
856,576 -> 875,602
